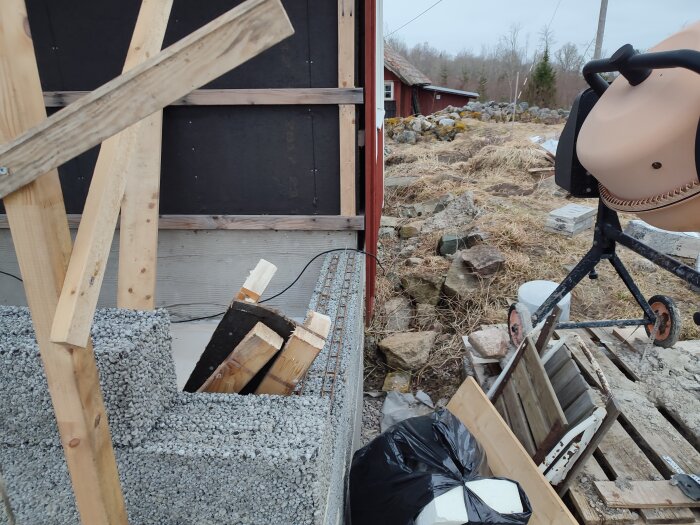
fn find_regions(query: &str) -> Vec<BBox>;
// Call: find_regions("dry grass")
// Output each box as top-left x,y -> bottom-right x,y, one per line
369,119 -> 700,399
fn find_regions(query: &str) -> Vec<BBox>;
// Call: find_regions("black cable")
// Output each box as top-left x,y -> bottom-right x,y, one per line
0,270 -> 22,283
171,248 -> 383,324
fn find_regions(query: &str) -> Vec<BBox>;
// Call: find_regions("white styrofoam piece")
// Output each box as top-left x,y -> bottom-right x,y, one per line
465,479 -> 524,515
416,485 -> 469,525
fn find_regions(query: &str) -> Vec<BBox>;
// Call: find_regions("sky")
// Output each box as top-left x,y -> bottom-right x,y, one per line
383,0 -> 700,59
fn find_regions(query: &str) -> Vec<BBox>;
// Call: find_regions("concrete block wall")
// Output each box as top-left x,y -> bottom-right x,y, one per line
0,252 -> 365,525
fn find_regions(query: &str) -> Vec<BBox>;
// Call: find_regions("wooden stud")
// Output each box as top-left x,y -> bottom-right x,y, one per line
198,322 -> 283,394
0,1 -> 126,522
302,310 -> 332,338
43,88 -> 364,107
117,111 -> 163,310
51,0 -> 173,346
0,0 -> 295,199
447,377 -> 578,525
536,305 -> 562,355
338,0 -> 356,215
0,213 -> 365,231
235,259 -> 278,303
255,311 -> 331,395
594,480 -> 700,509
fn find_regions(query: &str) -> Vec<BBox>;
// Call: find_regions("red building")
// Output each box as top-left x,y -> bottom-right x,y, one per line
384,43 -> 478,118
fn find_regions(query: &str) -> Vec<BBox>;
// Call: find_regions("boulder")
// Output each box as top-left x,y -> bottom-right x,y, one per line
406,257 -> 424,267
422,192 -> 479,232
460,245 -> 505,277
380,216 -> 400,228
465,230 -> 489,248
401,273 -> 444,305
395,130 -> 417,144
468,327 -> 509,359
378,226 -> 395,238
383,296 -> 412,332
437,233 -> 469,256
385,176 -> 419,189
382,371 -> 412,393
438,118 -> 455,127
443,256 -> 481,299
399,221 -> 423,239
378,331 -> 438,370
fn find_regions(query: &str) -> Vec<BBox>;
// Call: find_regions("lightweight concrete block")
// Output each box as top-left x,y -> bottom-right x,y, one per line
625,219 -> 700,259
0,307 -> 176,446
545,203 -> 596,236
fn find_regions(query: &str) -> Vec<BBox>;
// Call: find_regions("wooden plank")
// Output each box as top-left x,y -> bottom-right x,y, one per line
536,306 -> 562,355
564,390 -> 596,426
235,259 -> 277,303
117,111 -> 162,310
595,480 -> 700,509
446,377 -> 579,525
522,338 -> 567,427
512,361 -> 551,445
598,422 -> 696,523
43,88 -> 364,107
0,1 -> 126,522
338,0 -> 356,216
503,381 -> 537,456
255,312 -> 331,395
51,0 -> 173,346
0,214 -> 365,231
0,0 -> 295,199
198,322 -> 283,393
544,345 -> 570,377
569,459 -> 639,525
558,372 -> 589,411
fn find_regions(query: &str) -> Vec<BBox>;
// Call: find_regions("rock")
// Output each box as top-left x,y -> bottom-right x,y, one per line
394,130 -> 417,144
422,192 -> 479,232
443,256 -> 481,299
420,119 -> 433,131
399,221 -> 423,239
406,257 -> 424,267
383,296 -> 412,332
382,371 -> 412,393
449,112 -> 461,120
378,331 -> 437,370
378,226 -> 395,238
410,119 -> 423,133
465,230 -> 489,247
437,233 -> 469,256
468,327 -> 509,359
414,304 -> 438,330
380,216 -> 400,228
385,176 -> 419,189
399,245 -> 417,257
461,245 -> 505,277
438,118 -> 455,127
401,273 -> 444,305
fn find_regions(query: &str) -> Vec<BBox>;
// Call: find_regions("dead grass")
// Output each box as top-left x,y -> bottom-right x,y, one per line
370,119 -> 700,399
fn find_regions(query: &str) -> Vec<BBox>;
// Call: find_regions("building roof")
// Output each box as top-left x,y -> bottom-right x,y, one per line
384,43 -> 431,86
422,85 -> 479,99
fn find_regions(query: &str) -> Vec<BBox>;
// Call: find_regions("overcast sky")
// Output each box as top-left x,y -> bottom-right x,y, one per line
384,0 -> 699,59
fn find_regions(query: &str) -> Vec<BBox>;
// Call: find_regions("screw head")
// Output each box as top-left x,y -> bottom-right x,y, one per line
0,167 -> 7,175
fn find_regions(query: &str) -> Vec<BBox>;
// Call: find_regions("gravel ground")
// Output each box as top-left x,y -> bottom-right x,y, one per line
360,395 -> 383,447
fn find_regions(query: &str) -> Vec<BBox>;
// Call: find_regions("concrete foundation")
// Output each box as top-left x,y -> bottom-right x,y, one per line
0,252 -> 364,525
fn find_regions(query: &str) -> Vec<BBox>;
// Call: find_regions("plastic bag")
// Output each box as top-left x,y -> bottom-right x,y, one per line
347,409 -> 532,525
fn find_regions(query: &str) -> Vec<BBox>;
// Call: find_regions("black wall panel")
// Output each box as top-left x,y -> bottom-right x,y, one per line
14,0 -> 345,215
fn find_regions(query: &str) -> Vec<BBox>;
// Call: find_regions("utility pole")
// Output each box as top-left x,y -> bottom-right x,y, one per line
593,0 -> 609,59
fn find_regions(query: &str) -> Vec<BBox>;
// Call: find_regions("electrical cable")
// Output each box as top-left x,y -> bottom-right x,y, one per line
171,248 -> 383,323
0,270 -> 22,283
385,0 -> 447,37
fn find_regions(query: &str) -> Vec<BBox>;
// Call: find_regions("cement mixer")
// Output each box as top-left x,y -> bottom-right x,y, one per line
508,22 -> 700,348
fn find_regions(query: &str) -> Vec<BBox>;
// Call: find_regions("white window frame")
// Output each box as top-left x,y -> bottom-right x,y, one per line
384,81 -> 395,101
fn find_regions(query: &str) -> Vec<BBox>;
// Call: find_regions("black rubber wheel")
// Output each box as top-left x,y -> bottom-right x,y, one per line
644,295 -> 681,348
508,302 -> 533,347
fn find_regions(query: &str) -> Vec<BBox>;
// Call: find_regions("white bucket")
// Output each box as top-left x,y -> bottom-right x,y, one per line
517,280 -> 571,323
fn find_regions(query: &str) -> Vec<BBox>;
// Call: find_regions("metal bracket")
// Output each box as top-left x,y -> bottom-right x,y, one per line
663,455 -> 700,501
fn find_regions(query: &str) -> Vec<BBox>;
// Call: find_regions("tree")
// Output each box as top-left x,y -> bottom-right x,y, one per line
478,71 -> 488,101
526,46 -> 557,107
459,65 -> 470,90
439,61 -> 449,85
555,42 -> 584,72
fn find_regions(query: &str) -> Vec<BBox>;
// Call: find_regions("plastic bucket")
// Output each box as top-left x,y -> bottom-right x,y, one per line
517,280 -> 571,322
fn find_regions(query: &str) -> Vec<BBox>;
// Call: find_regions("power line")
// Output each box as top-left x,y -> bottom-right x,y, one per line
386,0 -> 447,37
545,0 -> 564,31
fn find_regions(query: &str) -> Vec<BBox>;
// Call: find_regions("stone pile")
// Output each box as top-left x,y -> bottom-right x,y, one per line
384,101 -> 569,144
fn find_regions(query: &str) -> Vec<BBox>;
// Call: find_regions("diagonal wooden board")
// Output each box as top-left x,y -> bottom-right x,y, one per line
50,0 -> 173,347
0,0 -> 295,200
447,377 -> 578,525
0,1 -> 126,522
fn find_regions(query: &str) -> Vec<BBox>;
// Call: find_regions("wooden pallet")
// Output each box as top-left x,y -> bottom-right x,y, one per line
562,328 -> 700,525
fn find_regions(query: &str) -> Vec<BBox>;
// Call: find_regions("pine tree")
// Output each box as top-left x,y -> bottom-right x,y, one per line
478,72 -> 488,101
526,47 -> 557,107
439,62 -> 449,85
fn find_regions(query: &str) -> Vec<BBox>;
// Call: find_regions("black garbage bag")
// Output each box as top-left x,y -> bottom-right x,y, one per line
347,409 -> 532,525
